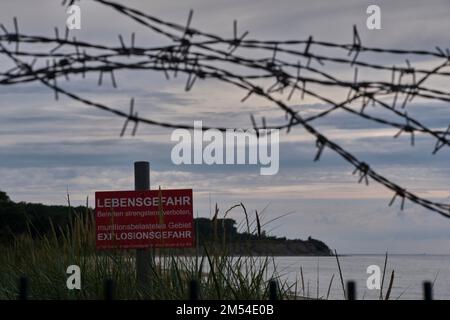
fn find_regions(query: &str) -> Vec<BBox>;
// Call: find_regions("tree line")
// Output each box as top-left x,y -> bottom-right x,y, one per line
0,190 -> 331,255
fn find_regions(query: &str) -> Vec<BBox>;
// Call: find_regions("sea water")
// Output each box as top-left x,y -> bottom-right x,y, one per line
270,254 -> 450,300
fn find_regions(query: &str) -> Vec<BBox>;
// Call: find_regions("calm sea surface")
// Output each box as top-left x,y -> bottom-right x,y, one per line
270,255 -> 450,300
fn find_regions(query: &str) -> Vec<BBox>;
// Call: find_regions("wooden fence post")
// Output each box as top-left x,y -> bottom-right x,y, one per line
423,281 -> 433,300
135,161 -> 152,292
347,281 -> 356,300
269,279 -> 278,301
104,278 -> 115,300
18,276 -> 29,300
189,279 -> 199,300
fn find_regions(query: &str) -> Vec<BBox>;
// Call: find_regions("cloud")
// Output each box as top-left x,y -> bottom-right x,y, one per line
1,0 -> 450,254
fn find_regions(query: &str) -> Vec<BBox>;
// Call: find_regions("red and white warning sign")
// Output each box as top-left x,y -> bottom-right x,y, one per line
95,189 -> 193,249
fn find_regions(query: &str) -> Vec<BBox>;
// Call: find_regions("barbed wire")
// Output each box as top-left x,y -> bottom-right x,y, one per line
0,0 -> 449,217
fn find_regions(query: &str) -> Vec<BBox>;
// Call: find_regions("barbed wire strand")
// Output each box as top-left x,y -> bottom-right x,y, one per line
0,0 -> 449,217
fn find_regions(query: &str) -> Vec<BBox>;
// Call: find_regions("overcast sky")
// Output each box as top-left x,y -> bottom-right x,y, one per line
1,0 -> 450,254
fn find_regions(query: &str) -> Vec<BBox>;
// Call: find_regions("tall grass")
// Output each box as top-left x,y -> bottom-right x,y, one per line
0,203 -> 396,300
0,205 -> 294,300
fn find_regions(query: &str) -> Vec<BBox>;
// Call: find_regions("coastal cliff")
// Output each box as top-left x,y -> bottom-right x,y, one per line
193,217 -> 333,256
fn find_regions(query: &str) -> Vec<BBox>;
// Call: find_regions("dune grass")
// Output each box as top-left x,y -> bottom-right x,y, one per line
0,202 -> 397,300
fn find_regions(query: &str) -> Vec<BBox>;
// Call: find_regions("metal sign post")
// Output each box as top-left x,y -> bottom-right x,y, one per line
134,161 -> 152,291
